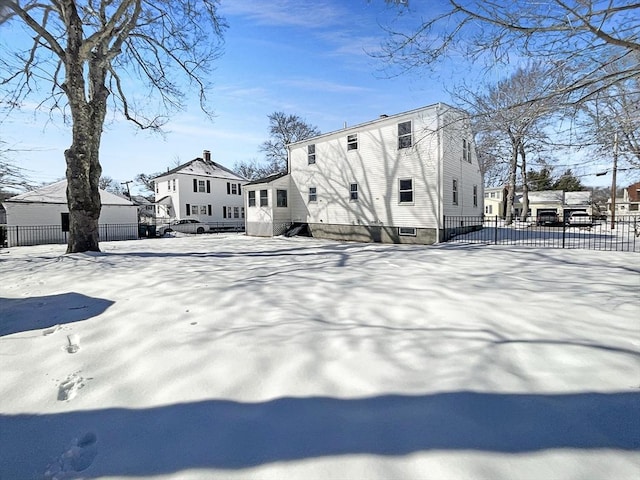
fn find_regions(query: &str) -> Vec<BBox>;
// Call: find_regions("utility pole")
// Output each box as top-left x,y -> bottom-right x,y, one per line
121,180 -> 133,199
610,133 -> 618,230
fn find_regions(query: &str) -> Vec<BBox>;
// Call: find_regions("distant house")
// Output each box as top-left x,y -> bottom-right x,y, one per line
484,187 -> 592,220
483,187 -> 526,218
608,181 -> 640,217
2,180 -> 138,246
153,150 -> 247,224
129,195 -> 155,223
245,103 -> 484,244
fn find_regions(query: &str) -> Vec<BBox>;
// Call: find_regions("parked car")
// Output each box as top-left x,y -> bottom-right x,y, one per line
158,219 -> 207,235
536,212 -> 560,226
567,211 -> 592,226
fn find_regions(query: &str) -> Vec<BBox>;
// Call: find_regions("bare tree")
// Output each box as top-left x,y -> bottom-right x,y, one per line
98,175 -> 122,194
0,139 -> 32,192
260,112 -> 320,174
0,1 -> 226,252
380,1 -> 639,105
580,75 -> 640,168
134,172 -> 159,194
232,158 -> 268,181
458,62 -> 564,223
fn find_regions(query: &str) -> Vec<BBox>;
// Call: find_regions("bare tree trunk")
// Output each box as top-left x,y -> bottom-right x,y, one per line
62,7 -> 108,253
505,136 -> 519,225
519,143 -> 529,222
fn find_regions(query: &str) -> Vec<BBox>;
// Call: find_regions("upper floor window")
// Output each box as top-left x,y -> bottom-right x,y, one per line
347,134 -> 358,151
308,144 -> 316,164
309,187 -> 317,202
260,189 -> 268,207
172,179 -> 176,191
277,189 -> 288,208
453,179 -> 459,205
399,178 -> 413,203
155,182 -> 159,194
198,180 -> 206,192
350,183 -> 358,201
248,190 -> 256,207
463,139 -> 471,163
398,121 -> 412,149
473,185 -> 478,207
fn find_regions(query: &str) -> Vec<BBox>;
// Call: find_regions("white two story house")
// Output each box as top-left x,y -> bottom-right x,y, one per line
245,103 -> 483,244
154,150 -> 247,224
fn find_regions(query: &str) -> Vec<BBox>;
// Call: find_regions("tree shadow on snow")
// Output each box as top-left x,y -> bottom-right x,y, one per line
1,391 -> 638,478
0,293 -> 114,337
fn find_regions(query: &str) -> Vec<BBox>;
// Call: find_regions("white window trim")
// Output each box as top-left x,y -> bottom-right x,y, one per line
399,227 -> 417,236
398,178 -> 414,204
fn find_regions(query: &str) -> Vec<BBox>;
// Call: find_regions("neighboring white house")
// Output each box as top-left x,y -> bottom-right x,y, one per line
608,181 -> 640,218
245,103 -> 484,244
2,180 -> 138,246
483,187 -> 592,220
153,150 -> 247,224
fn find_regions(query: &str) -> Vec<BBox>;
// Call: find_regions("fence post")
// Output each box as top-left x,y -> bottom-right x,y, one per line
494,216 -> 498,244
562,221 -> 566,249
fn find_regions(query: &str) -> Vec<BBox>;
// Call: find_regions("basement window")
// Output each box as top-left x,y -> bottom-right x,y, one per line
399,227 -> 417,236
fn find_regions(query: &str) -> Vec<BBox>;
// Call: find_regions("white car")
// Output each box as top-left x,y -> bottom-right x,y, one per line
158,219 -> 207,235
567,211 -> 592,226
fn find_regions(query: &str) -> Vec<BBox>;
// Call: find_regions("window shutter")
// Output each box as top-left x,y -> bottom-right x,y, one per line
186,203 -> 191,215
206,180 -> 211,193
208,205 -> 212,216
238,183 -> 242,195
227,182 -> 230,194
223,206 -> 227,218
193,179 -> 197,192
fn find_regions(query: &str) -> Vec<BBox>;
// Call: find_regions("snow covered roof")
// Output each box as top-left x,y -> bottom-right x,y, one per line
528,190 -> 564,203
245,172 -> 289,186
4,180 -> 135,206
565,191 -> 591,205
154,158 -> 246,182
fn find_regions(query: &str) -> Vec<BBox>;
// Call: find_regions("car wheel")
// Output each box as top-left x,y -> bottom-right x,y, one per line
196,227 -> 205,234
164,228 -> 173,235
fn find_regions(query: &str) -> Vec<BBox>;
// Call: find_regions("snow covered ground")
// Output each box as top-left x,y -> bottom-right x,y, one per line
1,234 -> 639,480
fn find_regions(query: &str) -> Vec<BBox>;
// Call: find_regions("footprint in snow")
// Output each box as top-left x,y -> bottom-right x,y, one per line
57,374 -> 84,401
65,334 -> 80,354
44,432 -> 98,479
43,325 -> 61,336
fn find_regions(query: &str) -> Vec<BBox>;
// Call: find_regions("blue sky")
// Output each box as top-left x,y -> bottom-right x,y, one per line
2,0 -> 621,193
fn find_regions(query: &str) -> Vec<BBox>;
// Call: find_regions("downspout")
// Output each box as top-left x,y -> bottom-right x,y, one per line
436,103 -> 443,242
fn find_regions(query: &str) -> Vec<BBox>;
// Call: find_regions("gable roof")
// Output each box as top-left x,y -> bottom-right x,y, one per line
245,172 -> 289,186
528,190 -> 565,203
154,158 -> 246,181
4,180 -> 135,206
287,102 -> 460,148
565,191 -> 591,205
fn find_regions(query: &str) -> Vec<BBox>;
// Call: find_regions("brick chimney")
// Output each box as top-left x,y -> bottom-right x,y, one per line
203,150 -> 211,162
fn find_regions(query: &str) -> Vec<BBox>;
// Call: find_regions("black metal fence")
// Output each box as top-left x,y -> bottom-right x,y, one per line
0,221 -> 248,248
444,215 -> 639,252
1,223 -> 139,247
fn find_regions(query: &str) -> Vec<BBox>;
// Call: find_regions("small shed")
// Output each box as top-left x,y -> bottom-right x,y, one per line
2,180 -> 138,246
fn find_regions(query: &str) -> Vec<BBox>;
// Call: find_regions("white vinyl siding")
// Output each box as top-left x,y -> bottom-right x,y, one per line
289,109 -> 442,229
